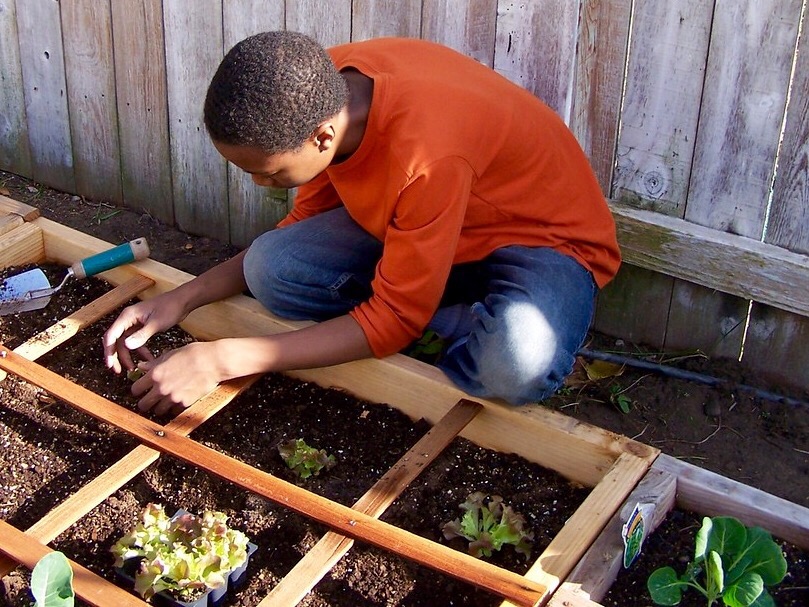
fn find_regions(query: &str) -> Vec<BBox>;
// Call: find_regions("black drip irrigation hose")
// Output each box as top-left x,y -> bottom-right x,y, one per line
577,348 -> 809,410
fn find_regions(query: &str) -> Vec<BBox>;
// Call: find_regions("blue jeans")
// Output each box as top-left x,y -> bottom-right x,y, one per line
243,207 -> 597,405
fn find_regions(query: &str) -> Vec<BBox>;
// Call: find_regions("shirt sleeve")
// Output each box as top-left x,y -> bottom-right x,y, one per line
350,156 -> 475,357
277,171 -> 343,227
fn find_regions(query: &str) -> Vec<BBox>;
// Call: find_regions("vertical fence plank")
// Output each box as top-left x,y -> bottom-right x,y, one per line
493,0 -> 581,120
0,0 -> 32,178
287,0 -> 352,47
570,0 -> 631,194
222,0 -> 288,248
15,0 -> 74,192
61,0 -> 122,204
421,0 -> 497,66
594,1 -> 713,347
110,0 -> 173,224
163,0 -> 228,239
352,0 -> 422,41
666,0 -> 802,357
744,14 -> 809,391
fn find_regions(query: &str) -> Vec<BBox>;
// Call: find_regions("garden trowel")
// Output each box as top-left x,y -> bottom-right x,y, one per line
0,237 -> 150,316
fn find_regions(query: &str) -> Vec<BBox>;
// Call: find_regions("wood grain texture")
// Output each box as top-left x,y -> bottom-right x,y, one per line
110,0 -> 173,224
61,0 -> 122,203
351,0 -> 422,40
421,0 -> 498,66
0,0 -> 32,177
286,0 -> 352,47
163,0 -> 228,238
15,0 -> 74,191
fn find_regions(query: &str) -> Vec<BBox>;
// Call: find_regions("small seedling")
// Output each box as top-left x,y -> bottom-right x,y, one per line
278,438 -> 336,479
647,516 -> 787,606
442,491 -> 534,559
31,551 -> 74,607
609,383 -> 633,413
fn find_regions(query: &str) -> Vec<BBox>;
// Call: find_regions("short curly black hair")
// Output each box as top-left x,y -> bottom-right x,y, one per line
204,31 -> 349,154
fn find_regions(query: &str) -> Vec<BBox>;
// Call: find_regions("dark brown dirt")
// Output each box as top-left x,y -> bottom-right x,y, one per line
1,170 -> 807,606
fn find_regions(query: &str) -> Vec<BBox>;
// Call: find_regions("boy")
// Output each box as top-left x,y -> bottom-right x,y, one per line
103,31 -> 620,415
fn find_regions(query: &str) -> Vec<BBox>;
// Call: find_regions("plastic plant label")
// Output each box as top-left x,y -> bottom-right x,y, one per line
622,502 -> 654,568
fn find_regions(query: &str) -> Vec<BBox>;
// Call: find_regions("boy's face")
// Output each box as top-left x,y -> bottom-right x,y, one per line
213,138 -> 333,189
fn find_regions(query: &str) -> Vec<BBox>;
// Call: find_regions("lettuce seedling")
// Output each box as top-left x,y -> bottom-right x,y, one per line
647,516 -> 787,606
442,491 -> 534,559
111,503 -> 251,601
278,438 -> 336,479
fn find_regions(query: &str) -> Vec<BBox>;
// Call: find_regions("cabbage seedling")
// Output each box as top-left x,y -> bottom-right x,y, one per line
647,516 -> 787,606
442,491 -> 534,559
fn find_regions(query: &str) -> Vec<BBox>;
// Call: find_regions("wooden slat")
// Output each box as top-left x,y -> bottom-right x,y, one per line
61,0 -> 122,203
499,452 -> 651,607
493,0 -> 580,118
32,215 -> 659,489
351,0 -> 422,40
262,399 -> 483,606
0,221 -> 45,268
0,519 -> 149,607
0,195 -> 40,221
0,214 -> 23,237
162,0 -> 228,239
0,374 -> 259,578
547,467 -> 677,606
610,202 -> 809,318
654,454 -> 809,549
422,0 -> 498,67
15,0 -> 75,192
0,0 -> 32,176
0,347 -> 548,606
109,0 -> 172,222
286,0 -> 352,47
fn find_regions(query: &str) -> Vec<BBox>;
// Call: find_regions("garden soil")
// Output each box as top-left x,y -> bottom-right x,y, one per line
0,170 -> 807,606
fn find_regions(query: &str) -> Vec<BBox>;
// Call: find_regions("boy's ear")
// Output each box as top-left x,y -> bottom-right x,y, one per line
312,122 -> 336,151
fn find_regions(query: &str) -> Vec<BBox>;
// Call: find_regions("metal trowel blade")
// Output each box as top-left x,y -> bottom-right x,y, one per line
0,268 -> 53,315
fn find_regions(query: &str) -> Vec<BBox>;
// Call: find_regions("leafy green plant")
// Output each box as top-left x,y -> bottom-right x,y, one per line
647,516 -> 788,606
111,503 -> 251,602
442,491 -> 534,559
277,438 -> 336,479
31,552 -> 74,607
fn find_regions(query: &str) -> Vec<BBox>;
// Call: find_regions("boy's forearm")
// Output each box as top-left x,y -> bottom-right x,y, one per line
174,250 -> 249,314
213,314 -> 374,378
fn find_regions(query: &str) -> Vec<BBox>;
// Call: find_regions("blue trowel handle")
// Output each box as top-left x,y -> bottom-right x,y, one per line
70,238 -> 150,279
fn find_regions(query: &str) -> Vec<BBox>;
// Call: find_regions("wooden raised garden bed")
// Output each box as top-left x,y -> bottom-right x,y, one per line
0,194 -> 660,606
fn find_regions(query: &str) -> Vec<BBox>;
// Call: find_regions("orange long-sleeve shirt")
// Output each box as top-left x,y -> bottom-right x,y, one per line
279,38 -> 621,358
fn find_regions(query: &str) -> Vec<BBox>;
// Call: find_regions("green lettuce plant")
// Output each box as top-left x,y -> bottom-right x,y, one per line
31,551 -> 74,607
442,491 -> 534,559
111,503 -> 250,602
278,438 -> 336,479
647,516 -> 788,607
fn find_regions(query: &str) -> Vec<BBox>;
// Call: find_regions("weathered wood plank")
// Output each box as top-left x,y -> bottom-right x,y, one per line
609,202 -> 809,318
493,0 -> 581,120
570,0 -> 631,195
286,0 -> 352,47
0,347 -> 548,607
0,221 -> 44,267
222,0 -> 289,248
61,0 -> 122,203
0,0 -> 32,177
654,454 -> 809,549
15,0 -> 74,192
0,194 -> 39,220
547,467 -> 677,605
351,0 -> 422,40
110,0 -> 173,224
163,0 -> 228,239
422,0 -> 498,66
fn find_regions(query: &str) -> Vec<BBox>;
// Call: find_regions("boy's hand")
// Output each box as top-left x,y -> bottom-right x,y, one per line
129,341 -> 222,415
102,291 -> 189,374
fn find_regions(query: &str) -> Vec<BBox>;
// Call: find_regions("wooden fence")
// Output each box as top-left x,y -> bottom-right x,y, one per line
1,0 -> 807,392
